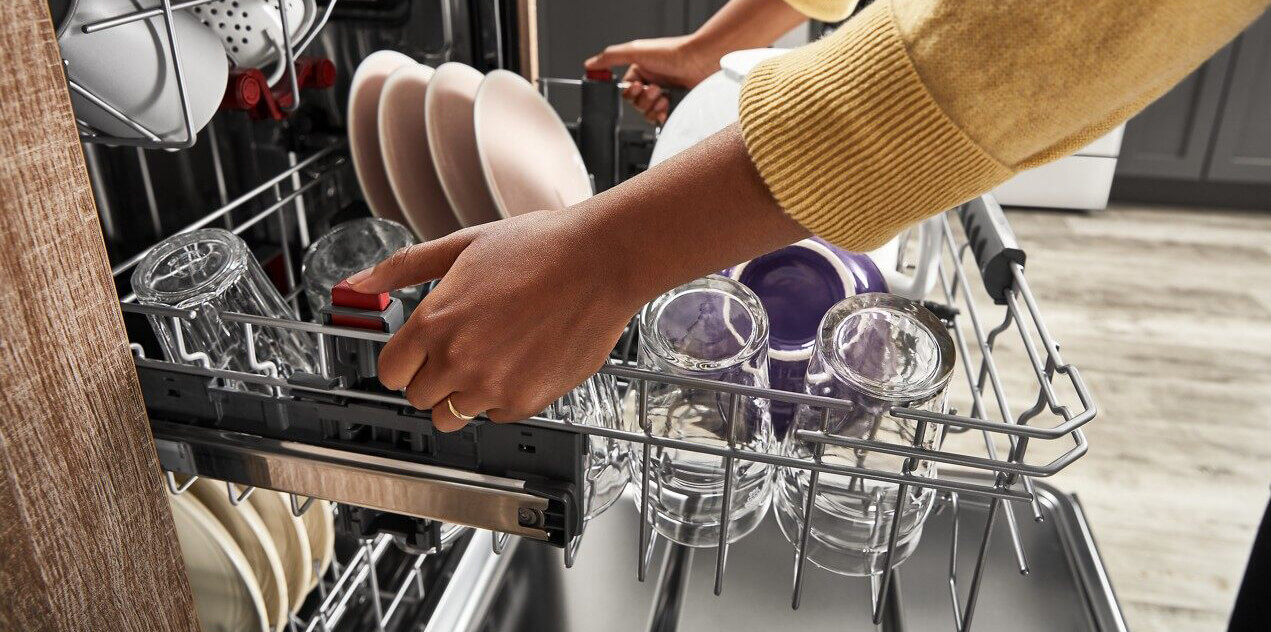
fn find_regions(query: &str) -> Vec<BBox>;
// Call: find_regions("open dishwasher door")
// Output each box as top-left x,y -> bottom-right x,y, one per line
437,479 -> 1126,632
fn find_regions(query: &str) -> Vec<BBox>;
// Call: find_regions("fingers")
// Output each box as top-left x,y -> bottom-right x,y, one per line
633,83 -> 662,114
619,77 -> 669,124
647,96 -> 670,124
345,229 -> 475,293
584,42 -> 639,70
430,392 -> 491,433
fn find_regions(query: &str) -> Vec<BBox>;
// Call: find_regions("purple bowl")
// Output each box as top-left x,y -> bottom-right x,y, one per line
727,238 -> 887,436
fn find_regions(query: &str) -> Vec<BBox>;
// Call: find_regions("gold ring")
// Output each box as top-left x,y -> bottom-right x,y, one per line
446,397 -> 477,421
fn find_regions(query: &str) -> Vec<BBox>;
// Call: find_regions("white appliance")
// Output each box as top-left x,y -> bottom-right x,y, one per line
991,126 -> 1125,210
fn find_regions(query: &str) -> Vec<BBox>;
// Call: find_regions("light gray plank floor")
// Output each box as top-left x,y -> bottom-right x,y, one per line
992,203 -> 1271,631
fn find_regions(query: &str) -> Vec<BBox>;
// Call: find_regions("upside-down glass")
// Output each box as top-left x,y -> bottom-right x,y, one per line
132,228 -> 315,389
301,217 -> 417,316
626,275 -> 774,547
549,373 -> 629,519
774,293 -> 954,576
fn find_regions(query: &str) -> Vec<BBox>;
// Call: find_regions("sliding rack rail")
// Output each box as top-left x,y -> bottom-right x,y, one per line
112,145 -> 1097,632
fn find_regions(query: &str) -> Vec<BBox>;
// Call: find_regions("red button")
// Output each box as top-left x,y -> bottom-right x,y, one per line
585,68 -> 613,82
332,279 -> 390,311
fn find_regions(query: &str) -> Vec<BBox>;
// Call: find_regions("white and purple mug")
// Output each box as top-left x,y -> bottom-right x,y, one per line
727,237 -> 888,436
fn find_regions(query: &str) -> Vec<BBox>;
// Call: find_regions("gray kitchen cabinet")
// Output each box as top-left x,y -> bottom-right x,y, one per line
1115,47 -> 1234,180
1208,9 -> 1271,184
1117,9 -> 1271,187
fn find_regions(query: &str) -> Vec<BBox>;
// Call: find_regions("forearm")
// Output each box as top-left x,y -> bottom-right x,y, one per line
573,123 -> 808,311
688,0 -> 809,58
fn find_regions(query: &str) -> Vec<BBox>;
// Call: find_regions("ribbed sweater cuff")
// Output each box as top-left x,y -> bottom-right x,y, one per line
739,0 -> 1013,252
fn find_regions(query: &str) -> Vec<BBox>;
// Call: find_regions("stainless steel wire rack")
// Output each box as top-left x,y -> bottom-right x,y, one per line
110,143 -> 1099,631
62,0 -> 340,149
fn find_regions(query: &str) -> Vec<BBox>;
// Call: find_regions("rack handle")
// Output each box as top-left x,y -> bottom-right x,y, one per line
957,194 -> 1025,304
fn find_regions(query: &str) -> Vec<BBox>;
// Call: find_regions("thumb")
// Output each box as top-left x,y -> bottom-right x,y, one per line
344,230 -> 474,293
584,42 -> 639,70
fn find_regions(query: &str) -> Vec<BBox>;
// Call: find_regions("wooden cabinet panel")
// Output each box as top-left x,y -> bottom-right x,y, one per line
0,1 -> 200,631
1115,46 -> 1233,180
1207,9 -> 1271,184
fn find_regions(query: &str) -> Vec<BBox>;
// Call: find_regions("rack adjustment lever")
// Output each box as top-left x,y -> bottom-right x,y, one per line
318,280 -> 404,384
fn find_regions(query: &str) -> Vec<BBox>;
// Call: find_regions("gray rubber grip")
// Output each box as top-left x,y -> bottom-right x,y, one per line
957,194 -> 1025,304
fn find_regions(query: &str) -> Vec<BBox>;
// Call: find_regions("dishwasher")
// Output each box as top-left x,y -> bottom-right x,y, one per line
50,0 -> 1121,630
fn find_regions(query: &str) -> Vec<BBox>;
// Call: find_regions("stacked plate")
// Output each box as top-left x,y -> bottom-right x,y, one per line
168,478 -> 335,632
349,53 -> 592,240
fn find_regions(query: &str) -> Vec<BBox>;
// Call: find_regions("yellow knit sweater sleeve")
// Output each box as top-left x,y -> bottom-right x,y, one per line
739,0 -> 1270,251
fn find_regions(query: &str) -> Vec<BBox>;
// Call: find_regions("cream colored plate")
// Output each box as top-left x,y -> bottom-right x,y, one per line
188,478 -> 290,632
170,492 -> 269,632
349,50 -> 416,225
379,63 -> 465,240
474,70 -> 592,216
247,490 -> 313,614
299,499 -> 336,587
425,62 -> 502,226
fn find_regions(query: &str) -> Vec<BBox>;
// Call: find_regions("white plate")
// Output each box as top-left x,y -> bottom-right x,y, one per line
425,63 -> 503,226
187,478 -> 290,632
299,499 -> 336,587
650,48 -> 788,168
170,492 -> 270,632
349,50 -> 417,225
247,490 -> 313,614
474,70 -> 592,216
379,63 -> 465,239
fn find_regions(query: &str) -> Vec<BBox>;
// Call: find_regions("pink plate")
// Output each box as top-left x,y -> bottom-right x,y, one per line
474,70 -> 592,216
379,63 -> 464,240
348,50 -> 416,225
424,63 -> 502,226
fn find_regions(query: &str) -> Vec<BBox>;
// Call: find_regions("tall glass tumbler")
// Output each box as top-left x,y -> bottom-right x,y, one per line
550,373 -> 629,519
301,217 -> 417,316
628,275 -> 774,547
774,293 -> 954,576
132,228 -> 315,388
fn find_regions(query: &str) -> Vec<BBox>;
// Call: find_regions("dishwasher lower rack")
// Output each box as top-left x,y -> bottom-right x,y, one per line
114,147 -> 1097,631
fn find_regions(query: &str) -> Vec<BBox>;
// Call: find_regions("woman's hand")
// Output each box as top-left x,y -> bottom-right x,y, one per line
345,210 -> 642,433
585,36 -> 719,124
347,125 -> 807,433
584,0 -> 808,124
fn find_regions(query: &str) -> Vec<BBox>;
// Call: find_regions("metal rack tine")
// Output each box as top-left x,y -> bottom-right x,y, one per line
362,539 -> 387,632
713,393 -> 741,596
637,378 -> 654,582
491,531 -> 510,555
791,406 -> 831,610
945,492 -> 964,630
164,470 -> 196,495
870,420 -> 927,625
290,493 -> 317,517
565,517 -> 589,569
958,488 -> 1003,631
226,481 -> 255,506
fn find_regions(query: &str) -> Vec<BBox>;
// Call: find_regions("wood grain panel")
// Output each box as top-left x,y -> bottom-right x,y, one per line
0,2 -> 200,630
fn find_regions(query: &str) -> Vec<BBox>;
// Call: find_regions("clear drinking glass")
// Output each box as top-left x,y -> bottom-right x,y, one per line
626,275 -> 774,547
549,373 -> 629,519
132,228 -> 316,388
774,293 -> 954,576
301,217 -> 417,316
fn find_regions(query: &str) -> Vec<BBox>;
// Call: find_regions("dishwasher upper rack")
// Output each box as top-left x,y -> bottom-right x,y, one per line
110,135 -> 1097,631
62,0 -> 340,149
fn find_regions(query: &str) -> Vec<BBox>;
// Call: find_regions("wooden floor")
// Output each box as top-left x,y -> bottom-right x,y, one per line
993,203 -> 1271,631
